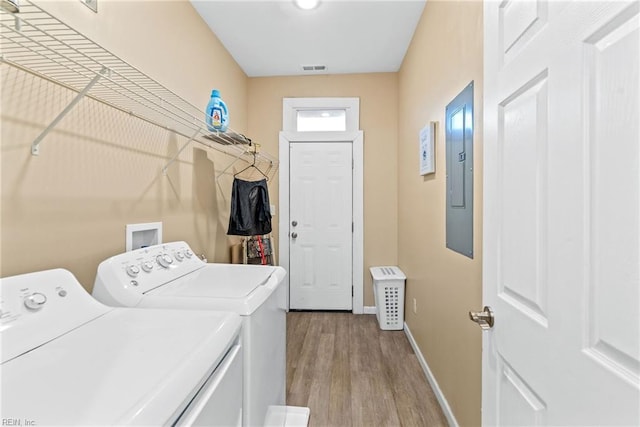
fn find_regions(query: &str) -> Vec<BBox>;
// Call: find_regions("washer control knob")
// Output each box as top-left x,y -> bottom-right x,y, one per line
156,254 -> 173,268
184,250 -> 193,259
24,293 -> 47,311
126,265 -> 140,277
141,261 -> 154,272
175,251 -> 185,261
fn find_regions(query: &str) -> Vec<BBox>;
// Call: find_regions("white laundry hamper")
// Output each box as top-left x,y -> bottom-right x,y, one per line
370,266 -> 406,331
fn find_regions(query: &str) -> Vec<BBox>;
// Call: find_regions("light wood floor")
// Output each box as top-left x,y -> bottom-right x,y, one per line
286,312 -> 448,427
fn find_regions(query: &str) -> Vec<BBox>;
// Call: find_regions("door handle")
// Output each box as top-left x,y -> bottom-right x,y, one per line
291,232 -> 298,239
469,306 -> 494,330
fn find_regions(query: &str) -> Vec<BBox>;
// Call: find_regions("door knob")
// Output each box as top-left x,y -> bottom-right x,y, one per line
292,220 -> 298,227
291,232 -> 298,238
469,306 -> 494,330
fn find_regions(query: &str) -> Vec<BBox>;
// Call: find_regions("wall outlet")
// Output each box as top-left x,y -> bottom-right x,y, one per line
412,298 -> 417,314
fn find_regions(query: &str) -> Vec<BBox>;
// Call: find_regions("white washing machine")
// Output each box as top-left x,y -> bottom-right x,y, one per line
92,241 -> 310,427
0,268 -> 243,426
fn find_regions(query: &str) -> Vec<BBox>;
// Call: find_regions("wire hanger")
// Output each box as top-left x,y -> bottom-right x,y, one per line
234,143 -> 269,181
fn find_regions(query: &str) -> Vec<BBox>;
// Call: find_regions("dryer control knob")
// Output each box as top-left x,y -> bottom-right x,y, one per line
184,250 -> 193,259
141,261 -> 154,272
157,254 -> 173,268
175,251 -> 185,261
24,292 -> 47,311
126,265 -> 140,277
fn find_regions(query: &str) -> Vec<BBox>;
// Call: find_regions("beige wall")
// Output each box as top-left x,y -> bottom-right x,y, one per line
0,0 -> 249,290
247,74 -> 398,306
2,1 -> 484,423
398,1 -> 483,426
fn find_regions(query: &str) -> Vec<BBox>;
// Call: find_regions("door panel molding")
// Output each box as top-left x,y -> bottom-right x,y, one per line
279,130 -> 364,313
483,1 -> 639,424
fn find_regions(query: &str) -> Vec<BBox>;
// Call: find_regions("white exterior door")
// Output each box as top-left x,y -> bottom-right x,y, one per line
289,142 -> 353,310
483,0 -> 639,425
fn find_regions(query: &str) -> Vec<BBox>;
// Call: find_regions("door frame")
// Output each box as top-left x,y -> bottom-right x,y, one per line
279,130 -> 364,314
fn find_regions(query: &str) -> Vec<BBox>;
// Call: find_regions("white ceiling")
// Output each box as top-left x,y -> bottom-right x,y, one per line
190,0 -> 427,77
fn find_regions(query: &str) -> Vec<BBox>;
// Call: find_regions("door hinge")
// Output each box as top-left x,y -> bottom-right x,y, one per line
352,222 -> 354,232
352,158 -> 354,169
352,286 -> 354,296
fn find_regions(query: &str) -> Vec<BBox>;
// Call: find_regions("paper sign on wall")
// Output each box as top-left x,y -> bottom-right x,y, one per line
419,122 -> 436,175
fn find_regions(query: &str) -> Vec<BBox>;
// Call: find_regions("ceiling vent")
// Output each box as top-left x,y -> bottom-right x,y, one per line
302,65 -> 327,72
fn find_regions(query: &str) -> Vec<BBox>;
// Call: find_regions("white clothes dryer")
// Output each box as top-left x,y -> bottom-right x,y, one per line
0,268 -> 243,426
92,241 -> 309,427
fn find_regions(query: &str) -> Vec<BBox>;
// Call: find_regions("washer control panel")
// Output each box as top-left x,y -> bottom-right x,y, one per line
95,241 -> 206,295
2,271 -> 75,326
1,269 -> 109,363
23,292 -> 47,311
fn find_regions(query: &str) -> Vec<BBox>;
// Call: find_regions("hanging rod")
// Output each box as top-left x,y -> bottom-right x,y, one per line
0,0 -> 278,170
4,55 -> 258,156
4,56 -> 256,161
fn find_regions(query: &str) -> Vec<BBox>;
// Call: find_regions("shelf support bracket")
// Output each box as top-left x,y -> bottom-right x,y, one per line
162,128 -> 201,175
31,66 -> 108,156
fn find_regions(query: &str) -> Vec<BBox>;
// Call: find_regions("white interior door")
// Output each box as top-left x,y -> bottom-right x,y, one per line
483,0 -> 639,425
289,142 -> 353,310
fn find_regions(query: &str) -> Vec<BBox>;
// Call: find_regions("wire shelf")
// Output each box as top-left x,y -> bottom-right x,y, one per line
0,0 -> 277,172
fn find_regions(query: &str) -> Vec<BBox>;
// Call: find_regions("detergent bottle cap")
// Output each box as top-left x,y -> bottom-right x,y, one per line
211,89 -> 221,97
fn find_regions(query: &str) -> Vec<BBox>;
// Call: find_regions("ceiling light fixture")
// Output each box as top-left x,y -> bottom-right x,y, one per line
294,0 -> 320,11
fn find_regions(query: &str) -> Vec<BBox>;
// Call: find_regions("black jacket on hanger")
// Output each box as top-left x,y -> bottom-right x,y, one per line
227,178 -> 272,236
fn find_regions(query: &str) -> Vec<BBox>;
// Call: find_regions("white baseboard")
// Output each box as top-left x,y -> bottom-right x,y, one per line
404,322 -> 459,427
363,306 -> 376,315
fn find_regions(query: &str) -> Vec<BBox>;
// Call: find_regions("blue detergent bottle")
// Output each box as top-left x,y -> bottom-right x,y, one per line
205,89 -> 229,132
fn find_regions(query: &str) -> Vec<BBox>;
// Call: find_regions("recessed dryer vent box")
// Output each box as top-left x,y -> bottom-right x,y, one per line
126,222 -> 162,251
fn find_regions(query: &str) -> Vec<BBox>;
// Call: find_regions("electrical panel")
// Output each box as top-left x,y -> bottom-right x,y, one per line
445,82 -> 474,258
